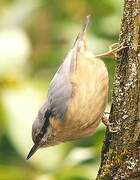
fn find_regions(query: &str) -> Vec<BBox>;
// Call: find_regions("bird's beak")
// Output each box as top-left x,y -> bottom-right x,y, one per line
26,144 -> 40,160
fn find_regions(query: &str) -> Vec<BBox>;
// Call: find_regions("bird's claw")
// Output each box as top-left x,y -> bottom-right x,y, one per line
104,111 -> 110,115
95,42 -> 128,58
106,122 -> 118,133
101,115 -> 117,133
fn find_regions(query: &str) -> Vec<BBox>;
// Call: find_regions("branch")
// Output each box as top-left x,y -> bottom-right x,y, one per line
96,0 -> 140,179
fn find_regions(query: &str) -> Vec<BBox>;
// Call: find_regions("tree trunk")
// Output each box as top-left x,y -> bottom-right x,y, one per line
96,0 -> 140,179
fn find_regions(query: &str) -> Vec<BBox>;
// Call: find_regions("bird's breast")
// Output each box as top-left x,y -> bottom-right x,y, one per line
50,55 -> 109,142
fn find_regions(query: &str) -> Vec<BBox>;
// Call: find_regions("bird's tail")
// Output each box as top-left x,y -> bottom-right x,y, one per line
73,15 -> 90,47
81,15 -> 90,35
62,15 -> 91,74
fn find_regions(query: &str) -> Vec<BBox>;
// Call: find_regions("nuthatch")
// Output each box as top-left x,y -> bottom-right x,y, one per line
27,16 -> 111,159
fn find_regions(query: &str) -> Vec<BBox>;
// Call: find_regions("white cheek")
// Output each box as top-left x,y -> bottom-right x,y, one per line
40,126 -> 52,144
46,126 -> 53,137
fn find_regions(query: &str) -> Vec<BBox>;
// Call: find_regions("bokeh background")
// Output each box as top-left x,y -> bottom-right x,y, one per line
0,0 -> 123,179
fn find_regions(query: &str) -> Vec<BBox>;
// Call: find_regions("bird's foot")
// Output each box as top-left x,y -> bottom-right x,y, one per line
95,43 -> 128,58
101,114 -> 117,133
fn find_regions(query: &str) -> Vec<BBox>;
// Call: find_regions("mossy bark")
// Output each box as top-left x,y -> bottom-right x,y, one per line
96,0 -> 140,179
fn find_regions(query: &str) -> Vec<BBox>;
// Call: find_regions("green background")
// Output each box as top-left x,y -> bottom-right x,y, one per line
0,0 -> 123,179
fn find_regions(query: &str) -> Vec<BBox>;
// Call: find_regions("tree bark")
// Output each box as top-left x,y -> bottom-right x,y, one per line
96,0 -> 140,179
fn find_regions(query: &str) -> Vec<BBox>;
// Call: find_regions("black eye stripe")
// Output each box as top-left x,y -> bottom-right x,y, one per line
36,110 -> 51,144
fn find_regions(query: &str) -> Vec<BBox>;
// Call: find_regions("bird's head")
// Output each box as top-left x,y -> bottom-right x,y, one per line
26,103 -> 53,159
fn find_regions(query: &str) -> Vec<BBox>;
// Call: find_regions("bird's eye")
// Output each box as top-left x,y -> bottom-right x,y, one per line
39,131 -> 43,135
35,131 -> 43,144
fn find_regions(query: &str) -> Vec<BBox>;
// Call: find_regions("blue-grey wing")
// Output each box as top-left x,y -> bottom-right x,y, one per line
42,16 -> 90,121
46,44 -> 80,121
47,65 -> 72,121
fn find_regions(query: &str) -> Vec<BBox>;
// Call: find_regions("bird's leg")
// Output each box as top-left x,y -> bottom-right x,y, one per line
95,43 -> 128,58
101,114 -> 117,132
104,111 -> 110,115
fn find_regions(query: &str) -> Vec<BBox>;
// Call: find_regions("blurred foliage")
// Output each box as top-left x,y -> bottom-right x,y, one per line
0,0 -> 123,179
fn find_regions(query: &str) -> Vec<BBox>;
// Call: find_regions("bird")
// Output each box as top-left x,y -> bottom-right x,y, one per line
27,15 -> 109,160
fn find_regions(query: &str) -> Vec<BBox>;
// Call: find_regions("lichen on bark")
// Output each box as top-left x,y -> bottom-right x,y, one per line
96,0 -> 140,179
